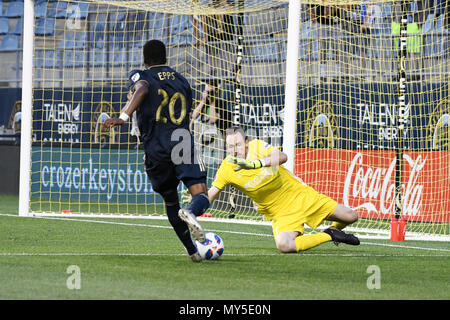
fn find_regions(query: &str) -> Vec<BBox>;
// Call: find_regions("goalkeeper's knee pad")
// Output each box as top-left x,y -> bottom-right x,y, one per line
189,192 -> 210,217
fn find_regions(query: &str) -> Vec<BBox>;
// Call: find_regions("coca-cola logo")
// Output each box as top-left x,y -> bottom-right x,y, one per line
343,152 -> 426,216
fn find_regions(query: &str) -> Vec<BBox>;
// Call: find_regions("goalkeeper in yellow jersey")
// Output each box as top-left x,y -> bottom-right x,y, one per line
186,126 -> 360,253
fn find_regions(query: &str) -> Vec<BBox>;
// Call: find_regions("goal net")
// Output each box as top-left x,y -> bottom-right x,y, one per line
22,0 -> 449,240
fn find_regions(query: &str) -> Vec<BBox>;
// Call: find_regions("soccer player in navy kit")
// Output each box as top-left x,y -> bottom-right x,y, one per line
103,40 -> 209,262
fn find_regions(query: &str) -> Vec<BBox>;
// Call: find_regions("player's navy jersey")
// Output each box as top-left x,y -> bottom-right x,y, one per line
128,65 -> 194,161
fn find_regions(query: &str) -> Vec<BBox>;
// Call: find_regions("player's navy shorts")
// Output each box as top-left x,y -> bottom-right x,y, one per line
144,152 -> 206,195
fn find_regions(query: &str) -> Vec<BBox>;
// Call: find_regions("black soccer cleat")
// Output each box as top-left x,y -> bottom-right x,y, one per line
323,227 -> 360,246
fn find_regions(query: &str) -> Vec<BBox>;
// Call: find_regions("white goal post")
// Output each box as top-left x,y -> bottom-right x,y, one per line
19,0 -> 34,218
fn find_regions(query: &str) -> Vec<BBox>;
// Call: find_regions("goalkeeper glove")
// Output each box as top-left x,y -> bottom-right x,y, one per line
181,189 -> 192,204
228,156 -> 265,171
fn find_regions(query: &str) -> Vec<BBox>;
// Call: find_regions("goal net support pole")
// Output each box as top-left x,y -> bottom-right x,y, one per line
282,0 -> 301,173
19,0 -> 35,217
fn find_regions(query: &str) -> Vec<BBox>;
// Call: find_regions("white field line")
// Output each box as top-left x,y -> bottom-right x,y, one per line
1,213 -> 449,254
0,252 -> 448,257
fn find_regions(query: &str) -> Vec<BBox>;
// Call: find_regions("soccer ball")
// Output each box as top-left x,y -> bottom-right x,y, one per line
195,232 -> 224,260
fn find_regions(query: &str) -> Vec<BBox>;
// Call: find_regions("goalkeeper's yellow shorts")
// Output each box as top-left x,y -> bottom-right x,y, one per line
271,192 -> 338,238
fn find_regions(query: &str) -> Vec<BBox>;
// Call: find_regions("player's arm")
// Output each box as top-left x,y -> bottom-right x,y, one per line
181,185 -> 222,205
103,80 -> 149,129
229,148 -> 288,171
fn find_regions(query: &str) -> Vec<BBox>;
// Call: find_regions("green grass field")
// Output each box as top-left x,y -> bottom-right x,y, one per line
0,195 -> 449,300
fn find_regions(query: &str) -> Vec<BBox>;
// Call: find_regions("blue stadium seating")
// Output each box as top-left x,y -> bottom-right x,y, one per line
3,1 -> 23,18
0,34 -> 19,50
35,18 -> 55,36
0,17 -> 9,34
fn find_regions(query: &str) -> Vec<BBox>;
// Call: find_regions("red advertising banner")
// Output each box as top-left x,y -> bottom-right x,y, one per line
294,149 -> 450,223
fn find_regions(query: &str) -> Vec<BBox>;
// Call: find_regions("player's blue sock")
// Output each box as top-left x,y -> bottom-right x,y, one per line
189,193 -> 210,217
166,203 -> 197,255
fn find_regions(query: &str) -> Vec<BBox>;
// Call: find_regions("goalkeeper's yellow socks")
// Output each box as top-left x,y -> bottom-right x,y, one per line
331,221 -> 348,230
294,233 -> 332,252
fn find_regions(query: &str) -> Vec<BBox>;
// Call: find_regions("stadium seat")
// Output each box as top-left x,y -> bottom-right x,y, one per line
431,14 -> 447,57
35,49 -> 61,69
129,48 -> 142,66
90,14 -> 107,48
89,48 -> 107,67
148,12 -> 167,41
109,12 -> 126,33
58,30 -> 86,49
73,31 -> 87,49
422,13 -> 435,33
169,15 -> 193,45
91,31 -> 105,49
110,34 -> 125,49
369,4 -> 383,34
0,34 -> 19,50
35,18 -> 55,36
299,21 -> 319,60
0,17 -> 9,34
381,2 -> 391,19
58,32 -> 75,49
109,48 -> 126,66
68,3 -> 89,20
422,13 -> 435,57
434,13 -> 446,33
48,1 -> 68,19
11,16 -> 22,34
3,1 -> 23,18
368,5 -> 384,58
63,49 -> 86,68
34,1 -> 47,18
